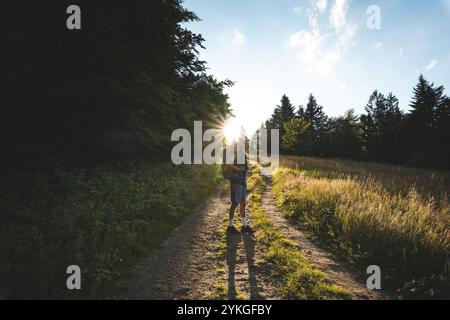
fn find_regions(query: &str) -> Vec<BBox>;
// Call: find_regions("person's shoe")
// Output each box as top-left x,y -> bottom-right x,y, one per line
241,225 -> 255,234
227,226 -> 239,234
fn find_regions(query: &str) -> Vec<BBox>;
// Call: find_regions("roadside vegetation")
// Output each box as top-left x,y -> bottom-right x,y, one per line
273,156 -> 450,299
0,163 -> 221,299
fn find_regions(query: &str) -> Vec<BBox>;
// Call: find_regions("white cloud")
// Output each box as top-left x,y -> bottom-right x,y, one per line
230,29 -> 246,47
316,0 -> 328,13
289,1 -> 356,76
289,31 -> 316,48
289,30 -> 324,63
289,7 -> 324,66
308,10 -> 319,31
339,24 -> 357,49
330,0 -> 348,32
375,42 -> 383,49
399,47 -> 404,56
293,5 -> 303,14
426,59 -> 439,71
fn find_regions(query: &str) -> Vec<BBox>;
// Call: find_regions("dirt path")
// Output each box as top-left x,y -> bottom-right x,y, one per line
119,179 -> 392,300
119,184 -> 279,300
261,178 -> 390,300
217,219 -> 282,300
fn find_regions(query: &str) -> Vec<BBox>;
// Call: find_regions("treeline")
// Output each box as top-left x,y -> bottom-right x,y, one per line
266,75 -> 450,169
0,1 -> 231,170
0,1 -> 230,298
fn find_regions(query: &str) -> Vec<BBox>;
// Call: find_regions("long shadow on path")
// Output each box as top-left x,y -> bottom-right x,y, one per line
226,230 -> 260,300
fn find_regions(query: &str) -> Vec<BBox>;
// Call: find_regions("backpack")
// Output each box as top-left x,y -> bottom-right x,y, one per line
222,164 -> 246,185
222,164 -> 234,180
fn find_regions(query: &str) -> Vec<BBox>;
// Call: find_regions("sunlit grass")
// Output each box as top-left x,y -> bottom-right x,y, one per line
247,166 -> 351,300
273,156 -> 450,299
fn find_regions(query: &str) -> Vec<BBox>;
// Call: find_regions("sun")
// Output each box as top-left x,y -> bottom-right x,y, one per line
223,119 -> 242,143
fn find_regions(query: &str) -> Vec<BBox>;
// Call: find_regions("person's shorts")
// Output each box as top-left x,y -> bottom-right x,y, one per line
230,183 -> 247,204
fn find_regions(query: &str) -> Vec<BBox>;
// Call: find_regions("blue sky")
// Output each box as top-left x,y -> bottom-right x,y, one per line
184,0 -> 450,133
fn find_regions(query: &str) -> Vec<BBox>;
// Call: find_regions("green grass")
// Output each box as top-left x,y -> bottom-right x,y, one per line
246,166 -> 351,300
273,156 -> 450,299
0,162 -> 221,299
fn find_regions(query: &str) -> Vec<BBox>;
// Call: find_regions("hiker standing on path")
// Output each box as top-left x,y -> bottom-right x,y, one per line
223,152 -> 255,234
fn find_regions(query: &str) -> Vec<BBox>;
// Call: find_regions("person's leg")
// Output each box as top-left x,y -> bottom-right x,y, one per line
240,201 -> 247,226
229,203 -> 238,227
239,202 -> 246,218
229,183 -> 238,227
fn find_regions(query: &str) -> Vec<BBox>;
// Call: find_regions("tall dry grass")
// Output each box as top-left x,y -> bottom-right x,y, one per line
273,156 -> 449,299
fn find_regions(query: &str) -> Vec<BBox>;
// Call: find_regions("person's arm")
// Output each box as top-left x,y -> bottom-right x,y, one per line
229,164 -> 245,172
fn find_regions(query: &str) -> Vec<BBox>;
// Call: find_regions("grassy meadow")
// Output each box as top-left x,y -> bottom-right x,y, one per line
0,163 -> 221,299
273,156 -> 449,299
